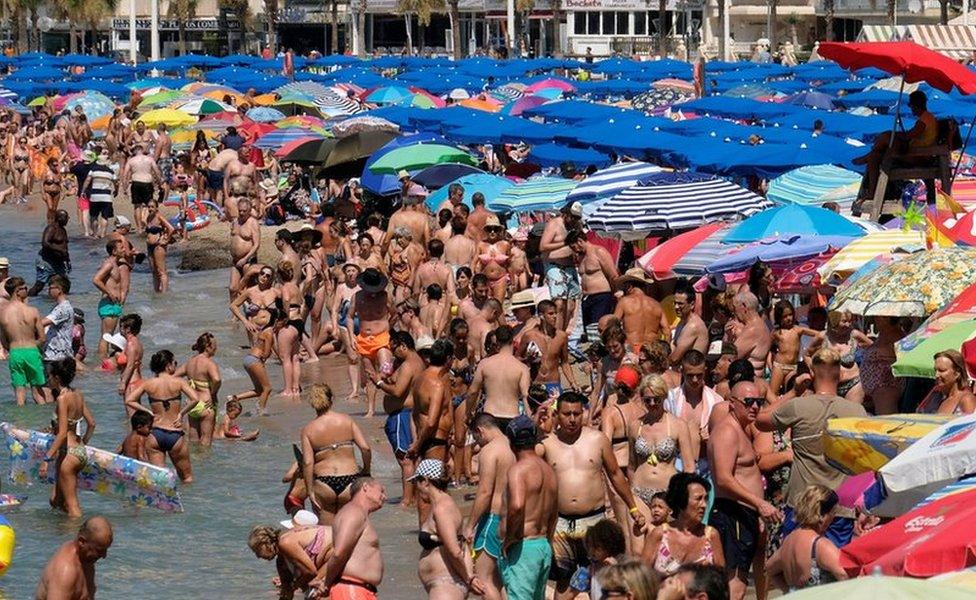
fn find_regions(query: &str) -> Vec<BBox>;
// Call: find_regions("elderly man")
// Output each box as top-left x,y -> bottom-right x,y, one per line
540,201 -> 584,332
36,516 -> 114,600
731,291 -> 770,375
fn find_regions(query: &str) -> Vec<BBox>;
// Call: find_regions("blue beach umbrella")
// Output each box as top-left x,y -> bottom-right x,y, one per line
527,143 -> 610,169
781,91 -> 836,110
706,235 -> 856,273
365,86 -> 413,104
424,173 -> 514,211
767,164 -> 862,209
722,204 -> 866,244
246,106 -> 287,122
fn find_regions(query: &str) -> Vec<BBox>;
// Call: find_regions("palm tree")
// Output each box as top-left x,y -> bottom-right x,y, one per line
264,0 -> 278,53
887,0 -> 895,25
939,0 -> 950,24
81,0 -> 117,53
658,0 -> 666,57
169,0 -> 198,56
357,0 -> 366,56
768,0 -> 777,47
516,0 -> 533,57
219,0 -> 251,54
448,0 -> 461,59
396,0 -> 443,55
331,0 -> 339,54
825,0 -> 834,41
551,0 -> 562,54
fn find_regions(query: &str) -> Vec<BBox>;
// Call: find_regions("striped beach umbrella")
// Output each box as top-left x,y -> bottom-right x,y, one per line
489,177 -> 578,212
565,161 -> 664,204
588,171 -> 770,235
246,106 -> 286,122
817,230 -> 924,284
767,164 -> 862,209
172,97 -> 235,116
313,94 -> 362,117
671,226 -> 742,275
252,127 -> 326,150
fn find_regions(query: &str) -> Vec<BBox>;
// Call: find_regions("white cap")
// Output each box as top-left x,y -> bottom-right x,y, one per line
280,509 -> 319,529
102,332 -> 126,351
114,215 -> 132,229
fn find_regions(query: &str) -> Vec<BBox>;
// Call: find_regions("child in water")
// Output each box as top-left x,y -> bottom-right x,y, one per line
769,300 -> 819,399
117,411 -> 153,462
215,398 -> 259,441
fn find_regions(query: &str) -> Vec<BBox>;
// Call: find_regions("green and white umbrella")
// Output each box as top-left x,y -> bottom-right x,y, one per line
367,143 -> 476,174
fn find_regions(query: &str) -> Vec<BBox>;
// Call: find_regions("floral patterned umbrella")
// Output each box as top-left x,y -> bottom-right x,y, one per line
830,247 -> 976,317
631,88 -> 693,114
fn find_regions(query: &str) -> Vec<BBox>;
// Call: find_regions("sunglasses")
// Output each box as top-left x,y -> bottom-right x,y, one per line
259,271 -> 273,277
641,394 -> 665,403
738,396 -> 766,408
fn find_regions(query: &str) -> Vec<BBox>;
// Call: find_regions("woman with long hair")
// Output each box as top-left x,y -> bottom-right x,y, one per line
145,201 -> 176,293
919,349 -> 976,415
300,384 -> 371,524
178,332 -> 222,446
40,358 -> 95,518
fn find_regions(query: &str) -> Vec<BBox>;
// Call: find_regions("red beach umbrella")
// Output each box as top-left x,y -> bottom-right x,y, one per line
840,488 -> 976,577
818,41 -> 976,95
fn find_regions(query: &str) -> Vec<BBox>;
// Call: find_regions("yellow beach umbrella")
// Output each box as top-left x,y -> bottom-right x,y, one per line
138,108 -> 196,128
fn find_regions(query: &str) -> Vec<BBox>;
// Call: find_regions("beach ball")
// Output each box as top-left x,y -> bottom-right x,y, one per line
0,515 -> 15,576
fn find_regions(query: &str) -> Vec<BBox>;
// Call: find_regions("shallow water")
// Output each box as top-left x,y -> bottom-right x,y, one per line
0,208 -> 425,598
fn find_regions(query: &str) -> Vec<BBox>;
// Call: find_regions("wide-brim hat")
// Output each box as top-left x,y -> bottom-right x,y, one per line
614,266 -> 654,288
292,226 -> 323,247
280,509 -> 319,529
484,214 -> 503,230
258,178 -> 278,195
357,267 -> 389,293
102,332 -> 126,351
510,290 -> 537,310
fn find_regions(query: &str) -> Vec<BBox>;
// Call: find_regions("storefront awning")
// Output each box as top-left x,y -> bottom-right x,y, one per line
856,25 -> 904,42
903,24 -> 976,60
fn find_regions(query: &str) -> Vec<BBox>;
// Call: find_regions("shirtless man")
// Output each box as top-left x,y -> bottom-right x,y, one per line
731,291 -> 772,375
465,192 -> 492,242
709,380 -> 782,600
35,516 -> 113,600
205,144 -> 239,208
613,267 -> 670,351
665,349 -> 727,475
467,325 -> 530,431
407,339 -> 454,464
518,299 -> 579,401
459,273 -> 490,322
671,287 -> 709,366
153,123 -> 172,203
385,196 -> 429,251
466,298 -> 502,361
500,415 -> 558,600
229,198 -> 260,301
274,230 -> 301,284
541,392 -> 646,600
92,240 -> 130,360
419,284 -> 449,338
311,477 -> 385,600
0,277 -> 46,404
373,331 -> 424,507
119,144 -> 161,232
540,201 -> 584,331
348,268 -> 395,415
462,414 -> 515,600
129,120 -> 154,155
223,147 -> 257,218
444,216 -> 477,268
437,182 -> 465,214
412,239 -> 455,301
571,231 -> 618,342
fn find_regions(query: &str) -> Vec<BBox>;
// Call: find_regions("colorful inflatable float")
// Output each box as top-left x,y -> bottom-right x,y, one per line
823,413 -> 955,475
2,423 -> 183,512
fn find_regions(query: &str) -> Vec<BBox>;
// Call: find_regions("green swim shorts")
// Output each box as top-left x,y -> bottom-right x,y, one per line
473,512 -> 503,559
499,537 -> 552,600
97,297 -> 124,319
9,346 -> 45,388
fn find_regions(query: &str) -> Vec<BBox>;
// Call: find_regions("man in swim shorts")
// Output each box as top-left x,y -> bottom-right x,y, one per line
311,477 -> 385,599
540,201 -> 584,331
501,416 -> 557,600
463,414 -> 515,600
119,143 -> 161,232
92,239 -> 130,359
0,277 -> 46,404
348,269 -> 395,401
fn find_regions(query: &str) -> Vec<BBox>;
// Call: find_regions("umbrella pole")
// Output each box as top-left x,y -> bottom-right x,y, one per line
950,113 -> 976,188
887,75 -> 906,150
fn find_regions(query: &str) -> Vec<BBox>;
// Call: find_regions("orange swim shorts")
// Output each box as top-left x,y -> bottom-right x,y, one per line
329,577 -> 378,600
356,330 -> 390,362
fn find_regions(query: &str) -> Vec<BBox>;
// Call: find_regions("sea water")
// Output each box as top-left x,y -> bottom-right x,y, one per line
0,213 -> 423,598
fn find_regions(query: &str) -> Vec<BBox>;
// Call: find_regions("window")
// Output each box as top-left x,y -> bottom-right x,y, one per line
633,11 -> 646,35
574,13 -> 586,35
587,12 -> 599,35
617,12 -> 629,35
602,11 -> 615,34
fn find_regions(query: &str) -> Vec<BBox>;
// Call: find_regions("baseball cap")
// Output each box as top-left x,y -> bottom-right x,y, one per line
567,201 -> 583,217
408,458 -> 447,481
0,257 -> 8,268
505,415 -> 538,447
616,365 -> 641,390
706,340 -> 737,361
114,215 -> 132,229
279,509 -> 319,530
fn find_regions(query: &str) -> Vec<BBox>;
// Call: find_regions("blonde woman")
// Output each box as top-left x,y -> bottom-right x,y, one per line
766,485 -> 848,592
248,523 -> 333,597
918,349 -> 976,415
300,384 -> 372,524
595,558 -> 660,600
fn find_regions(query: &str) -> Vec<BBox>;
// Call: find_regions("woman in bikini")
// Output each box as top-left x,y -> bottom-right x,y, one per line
191,131 -> 212,201
388,227 -> 422,306
124,349 -> 201,483
228,310 -> 279,415
414,460 -> 484,599
766,485 -> 847,592
300,384 -> 371,524
230,265 -> 282,344
11,134 -> 30,203
629,375 -> 694,553
41,157 -> 62,223
40,358 -> 95,518
177,332 -> 222,446
641,472 -> 724,578
249,523 -> 333,597
806,310 -> 871,403
145,201 -> 176,293
474,215 -> 511,302
919,349 -> 976,415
